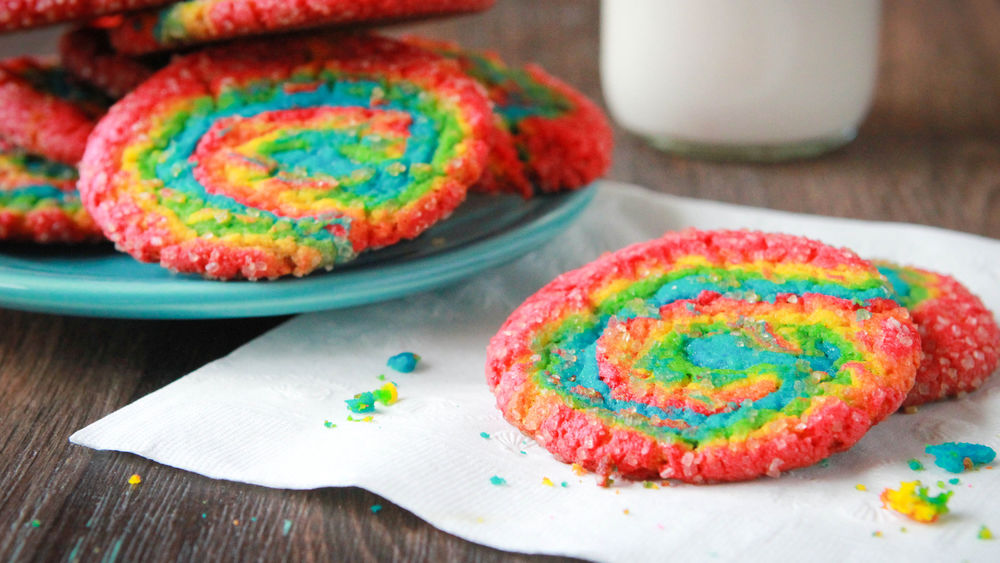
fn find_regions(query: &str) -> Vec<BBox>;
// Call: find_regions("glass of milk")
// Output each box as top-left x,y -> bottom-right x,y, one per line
601,0 -> 881,161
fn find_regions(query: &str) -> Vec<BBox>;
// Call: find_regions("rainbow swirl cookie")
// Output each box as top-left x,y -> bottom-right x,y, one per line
107,0 -> 496,55
407,38 -> 613,196
59,27 -> 163,99
0,57 -> 109,165
487,230 -> 921,483
0,140 -> 102,243
79,34 -> 492,280
0,0 -> 174,31
876,262 -> 1000,407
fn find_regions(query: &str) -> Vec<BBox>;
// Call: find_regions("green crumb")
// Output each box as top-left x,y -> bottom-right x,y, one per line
979,525 -> 994,540
489,475 -> 507,486
250,517 -> 257,522
30,519 -> 40,528
907,458 -> 924,471
372,382 -> 398,406
346,392 -> 376,413
323,420 -> 336,428
201,513 -> 206,519
937,480 -> 947,489
900,527 -> 907,533
949,478 -> 960,485
561,482 -> 568,488
819,458 -> 831,468
872,531 -> 883,538
282,519 -> 293,536
480,432 -> 490,439
370,504 -> 382,514
377,374 -> 386,381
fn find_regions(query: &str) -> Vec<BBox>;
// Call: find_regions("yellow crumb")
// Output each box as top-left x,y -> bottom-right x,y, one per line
541,477 -> 554,487
127,474 -> 142,485
855,484 -> 867,491
571,463 -> 586,476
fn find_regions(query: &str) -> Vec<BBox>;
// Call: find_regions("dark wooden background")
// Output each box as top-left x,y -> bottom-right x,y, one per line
3,0 -> 999,560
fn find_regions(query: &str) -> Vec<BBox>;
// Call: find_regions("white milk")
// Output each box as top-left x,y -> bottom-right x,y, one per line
601,0 -> 881,160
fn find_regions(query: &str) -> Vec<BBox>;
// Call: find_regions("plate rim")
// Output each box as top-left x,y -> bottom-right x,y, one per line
0,186 -> 595,319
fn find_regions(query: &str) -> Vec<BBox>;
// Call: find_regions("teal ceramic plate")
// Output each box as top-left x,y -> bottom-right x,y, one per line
0,187 -> 594,319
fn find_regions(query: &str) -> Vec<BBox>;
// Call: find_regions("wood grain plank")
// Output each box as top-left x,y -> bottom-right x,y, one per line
2,0 -> 999,560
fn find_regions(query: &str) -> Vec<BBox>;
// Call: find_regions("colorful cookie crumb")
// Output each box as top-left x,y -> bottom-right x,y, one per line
346,382 -> 398,413
0,140 -> 102,243
127,473 -> 142,485
979,525 -> 995,540
875,261 -> 1000,407
79,34 -> 492,279
387,352 -> 420,373
925,442 -> 996,473
406,37 -> 613,195
880,480 -> 952,523
489,475 -> 506,486
59,27 -> 163,99
486,229 -> 920,483
346,392 -> 376,414
107,0 -> 496,55
0,57 -> 109,165
0,0 -> 174,31
372,382 -> 399,405
907,458 -> 924,471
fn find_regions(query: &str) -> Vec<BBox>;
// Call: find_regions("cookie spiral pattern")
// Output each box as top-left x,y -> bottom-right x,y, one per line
79,34 -> 492,279
487,230 -> 921,483
0,140 -> 101,242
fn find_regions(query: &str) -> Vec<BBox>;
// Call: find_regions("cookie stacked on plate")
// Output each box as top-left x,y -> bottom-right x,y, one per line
0,0 -> 613,278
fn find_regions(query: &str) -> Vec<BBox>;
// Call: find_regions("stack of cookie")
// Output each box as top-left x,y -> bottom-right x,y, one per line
0,0 -> 613,278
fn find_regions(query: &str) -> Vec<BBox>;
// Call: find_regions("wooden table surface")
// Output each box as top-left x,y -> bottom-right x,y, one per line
3,1 -> 999,560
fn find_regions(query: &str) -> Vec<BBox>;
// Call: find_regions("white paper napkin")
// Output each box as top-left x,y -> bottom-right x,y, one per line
72,181 -> 1000,562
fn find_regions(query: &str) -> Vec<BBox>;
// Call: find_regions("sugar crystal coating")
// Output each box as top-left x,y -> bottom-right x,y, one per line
78,34 -> 493,279
406,37 -> 613,196
876,262 -> 1000,407
487,229 -> 921,483
0,57 -> 110,165
107,0 -> 496,55
0,0 -> 175,31
59,27 -> 162,99
0,139 -> 102,243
